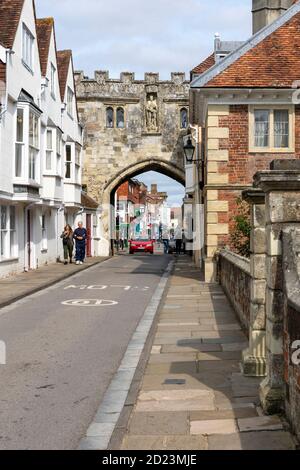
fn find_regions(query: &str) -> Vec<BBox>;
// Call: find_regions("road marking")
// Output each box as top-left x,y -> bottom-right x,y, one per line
64,285 -> 150,291
61,299 -> 118,307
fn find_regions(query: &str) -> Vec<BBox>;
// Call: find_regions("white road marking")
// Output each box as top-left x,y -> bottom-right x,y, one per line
62,299 -> 118,307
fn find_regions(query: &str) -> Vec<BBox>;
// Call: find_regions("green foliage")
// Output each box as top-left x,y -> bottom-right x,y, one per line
230,198 -> 251,258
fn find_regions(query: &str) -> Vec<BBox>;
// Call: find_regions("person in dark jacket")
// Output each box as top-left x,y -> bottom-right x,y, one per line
73,221 -> 87,265
61,224 -> 74,265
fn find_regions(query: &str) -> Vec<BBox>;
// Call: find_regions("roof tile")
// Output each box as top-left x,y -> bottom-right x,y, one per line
205,11 -> 300,88
0,0 -> 25,49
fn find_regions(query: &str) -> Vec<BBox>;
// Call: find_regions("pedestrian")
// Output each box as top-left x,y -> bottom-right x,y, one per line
175,226 -> 182,256
73,221 -> 87,265
162,227 -> 170,254
61,224 -> 74,265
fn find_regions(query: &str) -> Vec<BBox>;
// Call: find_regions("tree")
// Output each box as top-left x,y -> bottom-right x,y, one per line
230,198 -> 251,258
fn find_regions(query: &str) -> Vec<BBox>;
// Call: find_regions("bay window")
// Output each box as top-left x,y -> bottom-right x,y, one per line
0,206 -> 17,261
15,106 -> 40,182
250,106 -> 294,152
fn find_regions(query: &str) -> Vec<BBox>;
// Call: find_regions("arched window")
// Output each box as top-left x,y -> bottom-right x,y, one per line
116,107 -> 125,129
180,108 -> 188,129
106,107 -> 114,128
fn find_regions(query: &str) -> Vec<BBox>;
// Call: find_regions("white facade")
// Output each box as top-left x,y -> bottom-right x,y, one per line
0,0 -> 95,278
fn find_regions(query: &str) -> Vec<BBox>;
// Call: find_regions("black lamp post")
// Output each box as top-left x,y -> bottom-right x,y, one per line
183,137 -> 196,164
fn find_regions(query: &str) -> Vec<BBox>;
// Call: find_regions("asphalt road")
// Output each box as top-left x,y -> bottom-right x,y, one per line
0,254 -> 170,450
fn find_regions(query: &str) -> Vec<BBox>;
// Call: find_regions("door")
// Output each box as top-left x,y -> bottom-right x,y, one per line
86,214 -> 92,257
27,210 -> 32,270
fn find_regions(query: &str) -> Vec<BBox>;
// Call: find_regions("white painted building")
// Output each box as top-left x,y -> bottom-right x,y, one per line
0,0 -> 99,278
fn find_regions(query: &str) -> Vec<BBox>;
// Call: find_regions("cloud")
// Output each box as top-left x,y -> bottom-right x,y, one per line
35,0 -> 252,78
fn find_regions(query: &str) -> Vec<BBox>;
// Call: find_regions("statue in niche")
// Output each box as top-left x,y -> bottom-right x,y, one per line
146,94 -> 158,132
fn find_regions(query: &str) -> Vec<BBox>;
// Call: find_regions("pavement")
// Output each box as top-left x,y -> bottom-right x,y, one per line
0,257 -> 109,309
0,253 -> 171,449
117,256 -> 297,451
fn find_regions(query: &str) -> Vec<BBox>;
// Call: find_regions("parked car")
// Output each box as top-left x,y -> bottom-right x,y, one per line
129,239 -> 154,255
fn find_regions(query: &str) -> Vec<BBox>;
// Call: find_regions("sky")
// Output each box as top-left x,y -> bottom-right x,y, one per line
137,171 -> 185,207
35,0 -> 252,204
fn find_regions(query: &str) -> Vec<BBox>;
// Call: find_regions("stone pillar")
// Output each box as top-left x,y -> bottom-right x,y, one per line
254,160 -> 300,414
242,189 -> 267,377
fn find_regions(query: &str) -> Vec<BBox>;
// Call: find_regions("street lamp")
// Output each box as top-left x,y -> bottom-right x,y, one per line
183,137 -> 196,164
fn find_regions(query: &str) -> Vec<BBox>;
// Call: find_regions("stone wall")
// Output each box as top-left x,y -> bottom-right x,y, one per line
282,228 -> 300,441
218,249 -> 251,332
74,71 -> 189,203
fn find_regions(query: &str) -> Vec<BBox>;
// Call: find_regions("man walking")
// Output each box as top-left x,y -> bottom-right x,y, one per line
73,221 -> 87,265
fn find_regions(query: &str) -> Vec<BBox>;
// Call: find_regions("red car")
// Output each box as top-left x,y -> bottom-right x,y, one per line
129,239 -> 154,255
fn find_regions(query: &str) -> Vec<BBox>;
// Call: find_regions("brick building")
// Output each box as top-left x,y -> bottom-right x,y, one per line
190,0 -> 300,281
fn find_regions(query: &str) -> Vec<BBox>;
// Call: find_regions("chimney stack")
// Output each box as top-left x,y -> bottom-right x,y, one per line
252,0 -> 295,34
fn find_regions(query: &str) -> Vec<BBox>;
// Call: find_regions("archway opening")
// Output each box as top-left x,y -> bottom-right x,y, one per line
111,168 -> 186,254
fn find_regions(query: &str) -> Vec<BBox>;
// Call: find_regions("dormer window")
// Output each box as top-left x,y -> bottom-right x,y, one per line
22,24 -> 34,71
50,63 -> 56,99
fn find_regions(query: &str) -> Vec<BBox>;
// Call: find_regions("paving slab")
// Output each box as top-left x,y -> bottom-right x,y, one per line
238,416 -> 284,432
191,419 -> 238,436
121,435 -> 208,450
128,412 -> 188,436
208,431 -> 295,450
148,353 -> 197,364
189,407 -> 258,421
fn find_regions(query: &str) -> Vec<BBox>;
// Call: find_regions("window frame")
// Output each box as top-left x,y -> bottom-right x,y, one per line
67,87 -> 74,118
0,206 -> 18,261
180,107 -> 188,129
14,105 -> 40,183
22,23 -> 34,72
116,107 -> 125,129
249,105 -> 295,153
50,63 -> 56,99
106,107 -> 114,128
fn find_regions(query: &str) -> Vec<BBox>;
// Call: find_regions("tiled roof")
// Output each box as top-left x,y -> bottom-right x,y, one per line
200,7 -> 300,88
81,192 -> 99,210
0,60 -> 6,84
57,50 -> 72,101
0,0 -> 25,49
36,18 -> 54,76
191,53 -> 215,76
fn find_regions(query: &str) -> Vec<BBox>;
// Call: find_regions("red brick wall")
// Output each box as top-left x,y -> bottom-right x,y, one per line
216,105 -> 300,249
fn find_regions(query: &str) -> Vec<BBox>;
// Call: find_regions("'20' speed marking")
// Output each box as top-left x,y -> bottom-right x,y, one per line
62,299 -> 118,307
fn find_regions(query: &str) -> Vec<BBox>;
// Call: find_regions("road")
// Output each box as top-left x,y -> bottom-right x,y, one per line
0,254 -> 170,450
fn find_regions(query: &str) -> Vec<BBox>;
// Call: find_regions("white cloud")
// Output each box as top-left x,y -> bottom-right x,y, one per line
35,0 -> 252,78
137,171 -> 185,207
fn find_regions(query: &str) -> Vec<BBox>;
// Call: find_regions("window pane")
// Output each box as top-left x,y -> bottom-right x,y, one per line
47,130 -> 52,150
106,108 -> 114,128
274,110 -> 289,148
65,162 -> 71,179
29,111 -> 34,146
46,151 -> 52,170
17,109 -> 24,142
10,207 -> 16,230
15,143 -> 23,177
117,108 -> 124,128
254,110 -> 269,147
1,206 -> 7,230
180,108 -> 188,129
29,148 -> 36,180
66,145 -> 72,162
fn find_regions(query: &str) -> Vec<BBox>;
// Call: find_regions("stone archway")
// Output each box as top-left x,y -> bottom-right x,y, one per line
98,159 -> 185,256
